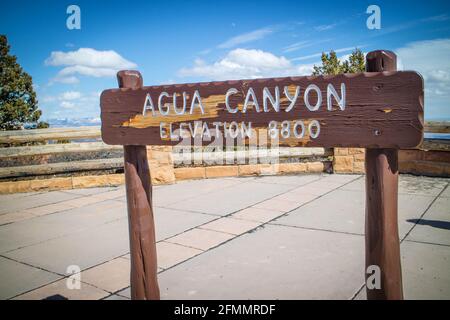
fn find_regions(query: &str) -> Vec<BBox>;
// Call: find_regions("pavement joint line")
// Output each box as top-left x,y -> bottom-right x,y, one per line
163,173 -> 321,208
155,175 -> 333,243
157,177 -> 255,207
0,196 -> 124,224
157,175 -> 362,275
0,254 -> 65,277
351,235 -> 450,301
1,215 -> 128,255
60,186 -> 121,197
4,252 -> 131,299
5,174 -> 319,288
267,222 -> 365,237
0,192 -> 86,216
403,239 -> 450,248
350,283 -> 366,300
401,181 -> 449,243
154,206 -> 220,217
162,238 -> 209,252
349,182 -> 449,301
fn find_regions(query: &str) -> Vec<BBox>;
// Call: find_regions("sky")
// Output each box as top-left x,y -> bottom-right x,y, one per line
1,0 -> 450,122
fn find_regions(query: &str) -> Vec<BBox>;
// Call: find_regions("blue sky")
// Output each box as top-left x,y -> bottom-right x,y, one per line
2,0 -> 450,121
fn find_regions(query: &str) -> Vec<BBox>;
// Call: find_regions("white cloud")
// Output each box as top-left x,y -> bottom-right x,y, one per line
218,27 -> 274,49
52,76 -> 79,84
283,41 -> 311,53
60,101 -> 75,109
178,48 -> 314,80
283,39 -> 331,53
395,38 -> 450,119
314,23 -> 338,31
60,91 -> 81,100
45,48 -> 137,83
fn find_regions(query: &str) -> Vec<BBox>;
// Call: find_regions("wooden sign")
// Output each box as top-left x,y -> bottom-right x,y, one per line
100,71 -> 423,148
100,50 -> 420,300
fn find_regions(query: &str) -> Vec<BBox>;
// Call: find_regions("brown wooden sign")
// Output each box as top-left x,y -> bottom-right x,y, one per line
100,71 -> 423,148
101,50 -> 420,300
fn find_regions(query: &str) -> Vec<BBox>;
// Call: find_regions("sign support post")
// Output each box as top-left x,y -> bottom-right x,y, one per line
117,71 -> 160,300
364,50 -> 404,299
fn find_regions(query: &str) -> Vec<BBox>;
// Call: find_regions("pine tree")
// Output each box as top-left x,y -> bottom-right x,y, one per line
312,48 -> 366,76
0,35 -> 48,130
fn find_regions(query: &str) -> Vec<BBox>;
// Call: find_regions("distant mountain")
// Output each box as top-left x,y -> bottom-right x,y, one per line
46,117 -> 101,127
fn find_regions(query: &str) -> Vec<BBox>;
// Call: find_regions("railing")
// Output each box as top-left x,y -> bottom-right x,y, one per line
0,121 -> 448,181
0,127 -> 123,179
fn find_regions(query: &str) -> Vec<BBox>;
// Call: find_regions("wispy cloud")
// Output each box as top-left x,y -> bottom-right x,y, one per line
291,46 -> 365,61
421,14 -> 450,23
283,41 -> 311,53
217,27 -> 274,49
370,14 -> 450,38
314,23 -> 338,31
282,39 -> 331,53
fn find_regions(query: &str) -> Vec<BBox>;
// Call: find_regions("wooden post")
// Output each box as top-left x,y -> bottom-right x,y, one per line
365,50 -> 403,300
117,70 -> 160,300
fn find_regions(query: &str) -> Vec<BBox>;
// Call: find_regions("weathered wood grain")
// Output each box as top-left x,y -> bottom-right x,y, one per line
119,70 -> 160,300
365,50 -> 403,300
0,158 -> 123,178
0,127 -> 100,144
100,71 -> 424,148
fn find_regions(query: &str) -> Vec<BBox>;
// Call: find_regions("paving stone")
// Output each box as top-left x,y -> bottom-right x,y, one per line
166,228 -> 234,251
441,186 -> 450,198
272,189 -> 435,238
0,210 -> 35,225
158,224 -> 365,299
321,174 -> 362,184
81,257 -> 130,293
252,174 -> 320,186
64,187 -> 118,196
0,257 -> 61,300
166,181 -> 293,216
200,217 -> 261,235
13,278 -> 109,300
22,202 -> 76,217
157,241 -> 203,269
154,207 -> 216,241
116,287 -> 131,298
401,241 -> 450,299
341,175 -> 448,197
0,191 -> 82,215
61,195 -> 110,208
231,207 -> 285,223
153,178 -> 244,207
406,197 -> 450,245
4,218 -> 129,274
0,200 -> 127,253
104,294 -> 129,300
270,192 -> 318,204
398,175 -> 448,197
91,189 -> 126,201
355,240 -> 450,300
253,198 -> 302,213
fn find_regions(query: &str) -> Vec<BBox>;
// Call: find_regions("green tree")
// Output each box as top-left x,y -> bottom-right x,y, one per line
0,35 -> 48,130
312,48 -> 366,75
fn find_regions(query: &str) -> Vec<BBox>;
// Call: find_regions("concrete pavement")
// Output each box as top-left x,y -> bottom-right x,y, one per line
0,174 -> 448,300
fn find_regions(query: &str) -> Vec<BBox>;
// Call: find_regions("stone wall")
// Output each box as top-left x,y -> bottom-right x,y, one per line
332,148 -> 365,174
